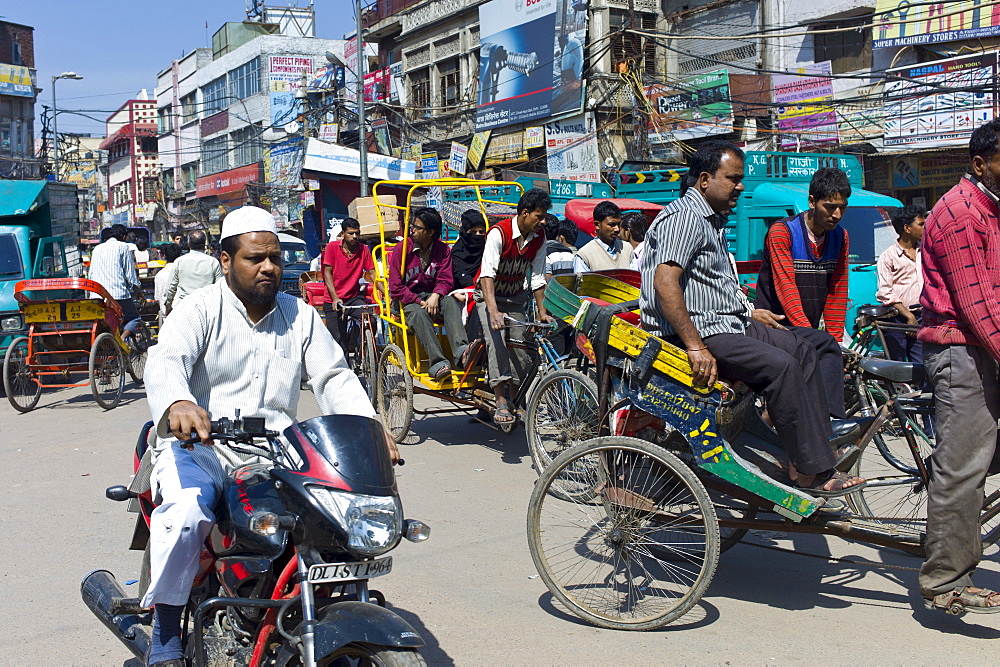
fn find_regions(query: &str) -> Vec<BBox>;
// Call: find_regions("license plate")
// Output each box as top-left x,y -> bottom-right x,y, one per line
23,303 -> 59,323
307,557 -> 393,584
66,300 -> 104,321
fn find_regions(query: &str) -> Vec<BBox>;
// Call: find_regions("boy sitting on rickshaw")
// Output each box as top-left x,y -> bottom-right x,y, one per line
474,188 -> 555,425
388,207 -> 469,380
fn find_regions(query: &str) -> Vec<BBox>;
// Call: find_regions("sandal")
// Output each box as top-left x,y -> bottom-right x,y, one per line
460,340 -> 481,369
492,404 -> 516,425
925,587 -> 1000,615
795,470 -> 866,498
429,361 -> 452,380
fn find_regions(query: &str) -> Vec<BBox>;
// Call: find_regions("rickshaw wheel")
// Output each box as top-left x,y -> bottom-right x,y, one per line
359,324 -> 378,400
527,436 -> 719,630
3,336 -> 41,413
525,369 -> 599,477
90,332 -> 125,410
126,321 -> 153,384
376,343 -> 413,443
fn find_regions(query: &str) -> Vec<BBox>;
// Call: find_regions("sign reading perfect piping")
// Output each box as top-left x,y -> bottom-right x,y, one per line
476,0 -> 583,130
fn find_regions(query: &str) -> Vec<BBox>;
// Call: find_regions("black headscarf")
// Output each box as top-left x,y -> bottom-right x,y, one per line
451,209 -> 487,289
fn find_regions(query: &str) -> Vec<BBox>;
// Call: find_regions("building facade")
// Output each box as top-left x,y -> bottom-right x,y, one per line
0,20 -> 40,179
101,98 -> 158,226
155,20 -> 345,238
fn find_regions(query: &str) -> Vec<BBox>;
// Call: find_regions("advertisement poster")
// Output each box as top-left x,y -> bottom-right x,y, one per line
884,52 -> 998,149
468,131 -> 491,169
302,138 -> 416,180
318,123 -> 339,143
476,0 -> 584,131
0,64 -> 34,97
449,142 -> 469,175
545,113 -> 600,183
774,61 -> 839,149
371,118 -> 392,155
264,137 -> 304,188
645,70 -> 733,143
309,63 -> 344,92
270,92 -> 298,127
269,55 -> 314,92
524,126 -> 545,149
484,131 -> 527,166
364,68 -> 391,103
874,0 -> 1000,49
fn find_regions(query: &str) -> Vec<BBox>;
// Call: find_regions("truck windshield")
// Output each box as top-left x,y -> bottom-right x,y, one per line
0,233 -> 24,279
838,207 -> 894,265
281,244 -> 309,265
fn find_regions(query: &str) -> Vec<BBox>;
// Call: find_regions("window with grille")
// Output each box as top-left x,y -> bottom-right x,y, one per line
610,10 -> 657,73
180,93 -> 198,124
231,124 -> 262,167
229,57 -> 261,100
410,69 -> 430,112
202,135 -> 229,175
438,60 -> 460,108
183,163 -> 198,191
203,76 -> 228,116
812,15 -> 872,74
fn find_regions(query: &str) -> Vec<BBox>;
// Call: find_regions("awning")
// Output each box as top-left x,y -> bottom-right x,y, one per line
750,182 -> 901,211
0,180 -> 48,217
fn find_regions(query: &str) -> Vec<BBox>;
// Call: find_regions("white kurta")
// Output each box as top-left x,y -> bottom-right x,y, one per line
141,281 -> 376,607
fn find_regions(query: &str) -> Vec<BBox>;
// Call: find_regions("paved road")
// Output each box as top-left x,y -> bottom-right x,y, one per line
4,382 -> 1000,664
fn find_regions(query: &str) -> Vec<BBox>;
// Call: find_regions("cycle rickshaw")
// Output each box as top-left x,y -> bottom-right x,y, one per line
2,278 -> 152,412
525,273 -> 1000,629
364,177 -> 573,443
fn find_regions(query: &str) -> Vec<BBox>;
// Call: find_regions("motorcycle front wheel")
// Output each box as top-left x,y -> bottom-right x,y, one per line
286,643 -> 425,666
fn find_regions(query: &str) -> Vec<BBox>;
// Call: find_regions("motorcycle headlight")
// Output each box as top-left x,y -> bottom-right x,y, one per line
1,314 -> 24,332
308,486 -> 402,556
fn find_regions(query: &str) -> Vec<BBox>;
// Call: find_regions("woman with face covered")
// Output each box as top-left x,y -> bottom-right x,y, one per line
451,209 -> 488,290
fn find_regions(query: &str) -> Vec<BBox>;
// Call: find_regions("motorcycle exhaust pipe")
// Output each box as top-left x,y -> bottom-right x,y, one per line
80,570 -> 150,660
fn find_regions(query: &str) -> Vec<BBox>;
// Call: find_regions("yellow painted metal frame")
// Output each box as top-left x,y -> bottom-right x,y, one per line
370,178 -> 524,390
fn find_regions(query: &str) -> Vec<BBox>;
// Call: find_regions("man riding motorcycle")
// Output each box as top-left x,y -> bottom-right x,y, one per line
141,206 -> 379,666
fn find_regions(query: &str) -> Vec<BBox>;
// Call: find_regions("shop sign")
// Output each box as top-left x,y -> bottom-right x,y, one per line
196,164 -> 259,197
545,113 -> 600,183
645,69 -> 733,143
484,131 -> 527,166
774,61 -> 838,149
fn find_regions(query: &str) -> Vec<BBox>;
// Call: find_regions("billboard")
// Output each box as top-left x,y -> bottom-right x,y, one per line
0,64 -> 33,97
196,164 -> 260,197
545,113 -> 600,183
476,0 -> 584,131
302,138 -> 416,180
874,0 -> 1000,49
773,61 -> 839,149
884,52 -> 998,149
645,70 -> 733,143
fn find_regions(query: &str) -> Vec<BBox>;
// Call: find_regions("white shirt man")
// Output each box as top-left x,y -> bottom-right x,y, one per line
164,232 -> 222,312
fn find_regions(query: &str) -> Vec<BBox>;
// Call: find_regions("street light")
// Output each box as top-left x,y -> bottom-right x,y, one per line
51,71 -> 84,181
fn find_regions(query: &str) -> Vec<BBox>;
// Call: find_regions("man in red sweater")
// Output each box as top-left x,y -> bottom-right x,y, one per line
754,167 -> 851,419
919,119 -> 1000,614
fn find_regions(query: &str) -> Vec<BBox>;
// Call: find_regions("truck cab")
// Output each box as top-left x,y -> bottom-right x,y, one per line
0,181 -> 75,356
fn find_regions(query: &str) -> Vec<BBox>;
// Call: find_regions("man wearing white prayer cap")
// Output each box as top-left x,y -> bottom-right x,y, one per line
140,205 -> 387,665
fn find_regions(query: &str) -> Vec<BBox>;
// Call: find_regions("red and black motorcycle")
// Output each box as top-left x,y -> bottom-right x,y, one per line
82,414 -> 430,666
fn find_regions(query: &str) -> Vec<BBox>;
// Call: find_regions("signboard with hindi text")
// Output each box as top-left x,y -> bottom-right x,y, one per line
645,70 -> 733,143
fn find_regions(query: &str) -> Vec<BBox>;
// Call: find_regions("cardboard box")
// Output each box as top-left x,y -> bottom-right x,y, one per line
349,195 -> 399,238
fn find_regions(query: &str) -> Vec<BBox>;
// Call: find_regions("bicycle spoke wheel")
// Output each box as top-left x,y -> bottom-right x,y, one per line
126,321 -> 153,384
527,436 -> 719,630
90,332 -> 125,410
525,369 -> 599,475
4,336 -> 41,413
377,344 -> 413,443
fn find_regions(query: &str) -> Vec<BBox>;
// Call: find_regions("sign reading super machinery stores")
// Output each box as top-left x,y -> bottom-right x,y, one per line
874,0 -> 1000,49
476,0 -> 585,131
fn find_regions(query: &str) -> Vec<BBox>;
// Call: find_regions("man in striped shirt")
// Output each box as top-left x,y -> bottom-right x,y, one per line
140,206 -> 378,665
88,223 -> 142,336
639,140 -> 864,497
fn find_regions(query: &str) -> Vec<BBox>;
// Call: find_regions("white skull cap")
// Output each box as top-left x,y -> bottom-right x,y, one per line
220,206 -> 278,241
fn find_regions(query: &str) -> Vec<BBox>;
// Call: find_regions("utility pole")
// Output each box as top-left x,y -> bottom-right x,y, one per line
356,0 -> 368,197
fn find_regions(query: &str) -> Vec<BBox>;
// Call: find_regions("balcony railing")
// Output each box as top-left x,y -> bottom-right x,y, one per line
361,0 -> 423,28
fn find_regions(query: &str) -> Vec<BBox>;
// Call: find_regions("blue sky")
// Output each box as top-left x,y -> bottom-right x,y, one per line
7,1 -> 354,137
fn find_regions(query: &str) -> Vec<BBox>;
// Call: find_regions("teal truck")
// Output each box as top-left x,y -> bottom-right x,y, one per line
0,181 -> 81,356
512,151 -> 902,331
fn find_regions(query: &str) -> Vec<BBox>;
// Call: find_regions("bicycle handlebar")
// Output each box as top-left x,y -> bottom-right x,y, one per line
503,316 -> 557,331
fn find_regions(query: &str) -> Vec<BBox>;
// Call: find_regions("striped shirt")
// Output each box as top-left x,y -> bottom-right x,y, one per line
639,188 -> 752,338
145,281 -> 376,479
88,237 -> 139,299
544,240 -> 576,276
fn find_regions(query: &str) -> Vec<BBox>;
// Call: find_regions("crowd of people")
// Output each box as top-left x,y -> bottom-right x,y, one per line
84,118 -> 1000,665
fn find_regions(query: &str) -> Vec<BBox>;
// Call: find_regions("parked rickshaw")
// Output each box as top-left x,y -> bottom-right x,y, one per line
525,273 -> 1000,629
364,177 -> 573,442
2,278 -> 152,412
